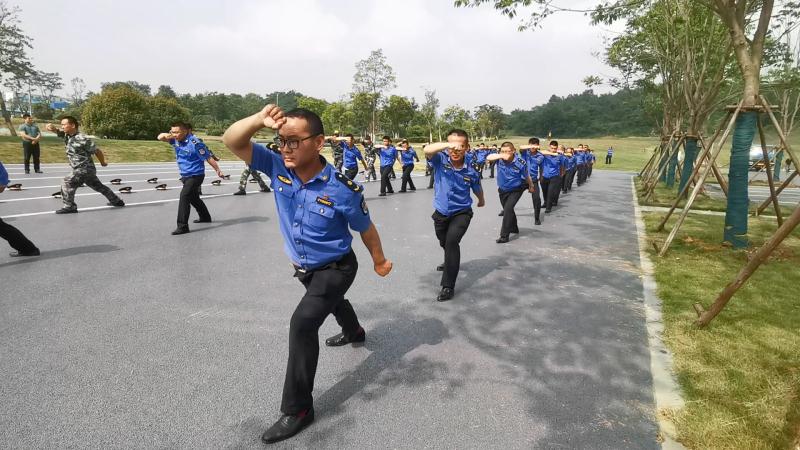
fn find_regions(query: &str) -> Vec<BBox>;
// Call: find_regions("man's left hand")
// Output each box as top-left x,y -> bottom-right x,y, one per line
374,259 -> 393,277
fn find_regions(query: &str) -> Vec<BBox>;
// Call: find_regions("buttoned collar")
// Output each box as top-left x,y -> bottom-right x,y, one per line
177,133 -> 194,145
289,156 -> 332,186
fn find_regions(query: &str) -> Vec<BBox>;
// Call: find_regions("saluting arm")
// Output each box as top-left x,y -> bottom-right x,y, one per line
423,142 -> 452,158
360,223 -> 393,277
223,104 -> 286,165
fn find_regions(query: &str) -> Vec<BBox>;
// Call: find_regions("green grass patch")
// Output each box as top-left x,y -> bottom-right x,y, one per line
641,210 -> 800,449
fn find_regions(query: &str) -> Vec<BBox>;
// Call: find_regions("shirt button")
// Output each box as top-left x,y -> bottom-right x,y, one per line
319,208 -> 324,213
296,240 -> 300,244
299,204 -> 303,209
279,187 -> 283,192
300,255 -> 305,259
294,222 -> 299,227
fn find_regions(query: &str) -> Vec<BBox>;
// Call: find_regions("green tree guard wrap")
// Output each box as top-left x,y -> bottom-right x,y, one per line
658,144 -> 670,183
678,137 -> 699,194
724,111 -> 756,248
774,151 -> 783,182
666,140 -> 680,187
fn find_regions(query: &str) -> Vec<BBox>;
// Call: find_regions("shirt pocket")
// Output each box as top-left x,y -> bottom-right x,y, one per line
308,204 -> 335,228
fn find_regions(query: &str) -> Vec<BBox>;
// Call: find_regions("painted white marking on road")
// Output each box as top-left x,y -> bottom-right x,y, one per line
0,192 -> 249,219
0,182 -> 243,202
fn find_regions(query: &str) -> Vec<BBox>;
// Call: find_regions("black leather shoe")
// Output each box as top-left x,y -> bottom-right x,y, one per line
107,200 -> 125,207
325,327 -> 365,347
498,211 -> 504,216
496,237 -> 509,244
535,219 -> 542,225
193,218 -> 212,223
171,227 -> 190,235
437,287 -> 454,302
545,209 -> 551,214
55,207 -> 77,214
261,409 -> 315,444
378,193 -> 386,197
436,264 -> 444,271
233,190 -> 246,196
9,249 -> 40,257
260,187 -> 271,192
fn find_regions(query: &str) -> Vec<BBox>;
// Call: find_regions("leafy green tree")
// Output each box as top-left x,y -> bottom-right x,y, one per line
82,85 -> 189,140
352,49 -> 397,137
101,81 -> 151,96
297,96 -> 329,116
382,95 -> 416,137
156,85 -> 177,98
32,103 -> 53,120
322,101 -> 354,134
351,92 -> 378,136
70,77 -> 86,106
0,1 -> 35,135
420,89 -> 440,142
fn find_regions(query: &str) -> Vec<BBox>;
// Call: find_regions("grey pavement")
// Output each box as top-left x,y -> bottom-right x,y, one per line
705,183 -> 800,206
1,164 -> 659,449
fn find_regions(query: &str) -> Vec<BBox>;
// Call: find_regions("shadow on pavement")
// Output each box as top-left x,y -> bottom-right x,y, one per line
0,244 -> 121,268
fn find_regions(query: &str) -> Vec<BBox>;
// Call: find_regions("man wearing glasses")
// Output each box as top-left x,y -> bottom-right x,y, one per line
223,105 -> 392,444
157,122 -> 225,235
423,129 -> 485,302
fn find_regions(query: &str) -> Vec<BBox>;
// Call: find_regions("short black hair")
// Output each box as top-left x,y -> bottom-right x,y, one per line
346,133 -> 354,139
285,108 -> 324,137
22,113 -> 31,119
549,140 -> 559,147
62,115 -> 79,127
447,129 -> 469,141
171,121 -> 190,129
382,135 -> 392,142
528,137 -> 539,145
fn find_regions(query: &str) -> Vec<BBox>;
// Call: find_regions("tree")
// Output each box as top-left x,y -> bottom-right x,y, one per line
322,101 -> 354,134
351,92 -> 378,136
296,95 -> 329,116
420,89 -> 440,142
70,77 -> 86,105
32,70 -> 63,105
352,49 -> 397,137
101,81 -> 151,96
156,84 -> 177,99
382,95 -> 416,137
473,104 -> 506,138
82,85 -> 189,140
0,1 -> 35,135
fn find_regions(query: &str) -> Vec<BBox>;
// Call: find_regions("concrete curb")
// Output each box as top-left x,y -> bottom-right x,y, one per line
630,177 -> 688,450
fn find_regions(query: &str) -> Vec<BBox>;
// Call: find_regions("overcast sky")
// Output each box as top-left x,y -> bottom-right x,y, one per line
15,0 -> 622,113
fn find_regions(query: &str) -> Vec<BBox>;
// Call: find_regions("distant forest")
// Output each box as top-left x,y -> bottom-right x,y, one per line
506,88 -> 656,137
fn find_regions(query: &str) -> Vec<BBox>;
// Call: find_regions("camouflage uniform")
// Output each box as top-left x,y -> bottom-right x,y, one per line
363,141 -> 378,181
329,138 -> 344,172
57,131 -> 122,210
237,165 -> 270,192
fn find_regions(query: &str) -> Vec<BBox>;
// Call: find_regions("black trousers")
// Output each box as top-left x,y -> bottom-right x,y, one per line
606,155 -> 612,164
577,165 -> 585,185
177,174 -> 211,227
344,166 -> 358,180
489,161 -> 496,178
530,181 -> 542,220
427,166 -> 435,188
22,141 -> 40,173
400,164 -> 416,191
281,250 -> 360,414
498,188 -> 524,238
380,165 -> 394,194
588,164 -> 593,177
0,217 -> 38,253
476,162 -> 485,178
542,176 -> 561,210
432,208 -> 473,289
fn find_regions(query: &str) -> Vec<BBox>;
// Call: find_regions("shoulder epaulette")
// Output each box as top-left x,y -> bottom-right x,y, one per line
334,172 -> 363,193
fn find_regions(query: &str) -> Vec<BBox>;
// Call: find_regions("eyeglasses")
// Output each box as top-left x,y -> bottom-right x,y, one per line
276,134 -> 319,150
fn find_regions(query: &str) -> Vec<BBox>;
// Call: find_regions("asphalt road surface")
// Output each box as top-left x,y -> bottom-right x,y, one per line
1,163 -> 659,449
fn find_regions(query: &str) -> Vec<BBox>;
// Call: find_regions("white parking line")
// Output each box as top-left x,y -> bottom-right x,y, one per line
1,192 -> 242,219
0,182 -> 243,202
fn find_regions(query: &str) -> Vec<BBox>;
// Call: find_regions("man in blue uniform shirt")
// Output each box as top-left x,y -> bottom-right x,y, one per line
541,140 -> 564,213
486,142 -> 534,243
223,105 -> 392,444
424,129 -> 485,302
0,161 -> 39,257
398,139 -> 419,192
378,136 -> 398,196
575,145 -> 587,186
475,143 -> 489,178
341,134 -> 367,180
158,122 -> 225,235
520,137 -> 545,225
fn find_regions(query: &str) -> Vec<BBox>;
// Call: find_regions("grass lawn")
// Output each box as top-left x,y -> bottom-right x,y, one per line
640,204 -> 800,448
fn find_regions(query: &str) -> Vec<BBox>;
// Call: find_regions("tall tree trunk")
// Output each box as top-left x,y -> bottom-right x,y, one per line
679,137 -> 700,195
0,95 -> 17,137
724,111 -> 756,248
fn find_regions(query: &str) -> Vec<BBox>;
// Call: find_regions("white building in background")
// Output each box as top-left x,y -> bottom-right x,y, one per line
2,91 -> 71,115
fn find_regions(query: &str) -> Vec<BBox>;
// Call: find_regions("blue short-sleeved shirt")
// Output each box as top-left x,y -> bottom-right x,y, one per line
0,161 -> 9,186
379,146 -> 398,168
496,155 -> 528,192
171,133 -> 211,177
465,151 -> 475,166
542,154 -> 563,179
400,147 -> 418,166
521,149 -> 543,179
576,152 -> 586,164
342,143 -> 364,169
428,152 -> 482,216
250,143 -> 372,270
475,149 -> 489,164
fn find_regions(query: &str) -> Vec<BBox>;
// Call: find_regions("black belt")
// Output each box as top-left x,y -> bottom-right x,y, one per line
293,250 -> 354,275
